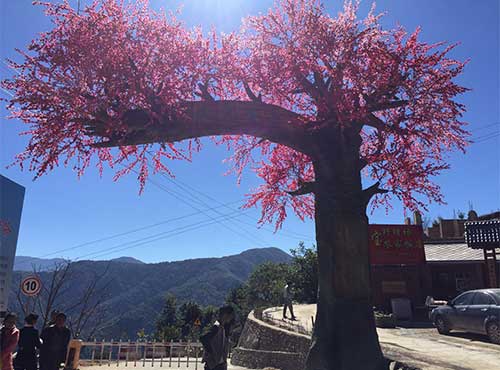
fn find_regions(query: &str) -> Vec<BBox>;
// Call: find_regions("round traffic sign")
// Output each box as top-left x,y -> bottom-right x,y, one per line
21,276 -> 42,297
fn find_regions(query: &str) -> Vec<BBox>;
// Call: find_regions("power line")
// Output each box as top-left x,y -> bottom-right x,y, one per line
145,151 -> 313,241
13,199 -> 243,270
141,166 -> 271,247
474,133 -> 500,144
471,122 -> 500,132
171,173 -> 312,240
73,209 -> 246,261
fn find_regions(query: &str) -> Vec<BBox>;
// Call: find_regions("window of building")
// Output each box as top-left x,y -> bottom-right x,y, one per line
455,272 -> 471,292
437,272 -> 449,286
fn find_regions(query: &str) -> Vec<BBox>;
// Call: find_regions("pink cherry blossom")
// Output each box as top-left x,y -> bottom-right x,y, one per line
2,0 -> 469,228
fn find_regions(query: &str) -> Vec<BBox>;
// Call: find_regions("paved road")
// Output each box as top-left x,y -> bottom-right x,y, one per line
265,304 -> 500,370
380,327 -> 500,370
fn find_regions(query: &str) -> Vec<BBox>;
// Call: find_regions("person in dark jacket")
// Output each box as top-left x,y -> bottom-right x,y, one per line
283,282 -> 296,320
200,306 -> 235,370
14,313 -> 42,370
39,313 -> 71,370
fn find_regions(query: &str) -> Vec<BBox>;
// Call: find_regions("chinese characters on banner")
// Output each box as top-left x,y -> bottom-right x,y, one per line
368,224 -> 425,265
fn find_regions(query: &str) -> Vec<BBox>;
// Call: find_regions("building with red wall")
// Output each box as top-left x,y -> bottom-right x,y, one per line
368,211 -> 500,318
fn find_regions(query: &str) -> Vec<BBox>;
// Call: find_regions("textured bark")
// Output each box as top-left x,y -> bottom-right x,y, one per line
90,101 -> 311,154
304,128 -> 388,370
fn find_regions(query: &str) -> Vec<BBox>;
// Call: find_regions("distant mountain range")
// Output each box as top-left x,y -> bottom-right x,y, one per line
14,256 -> 68,271
9,248 -> 291,339
14,255 -> 144,271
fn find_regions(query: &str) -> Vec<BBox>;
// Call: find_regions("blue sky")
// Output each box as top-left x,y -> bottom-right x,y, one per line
1,0 -> 498,263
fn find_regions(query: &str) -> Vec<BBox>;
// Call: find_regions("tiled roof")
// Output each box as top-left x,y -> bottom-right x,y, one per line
424,242 -> 485,262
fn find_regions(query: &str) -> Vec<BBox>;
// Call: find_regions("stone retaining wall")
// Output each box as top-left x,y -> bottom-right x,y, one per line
232,309 -> 424,370
232,347 -> 305,370
231,310 -> 310,370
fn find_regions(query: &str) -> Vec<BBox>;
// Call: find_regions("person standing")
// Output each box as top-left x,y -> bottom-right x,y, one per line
39,313 -> 71,370
14,313 -> 42,370
1,313 -> 20,370
283,282 -> 296,320
200,306 -> 235,370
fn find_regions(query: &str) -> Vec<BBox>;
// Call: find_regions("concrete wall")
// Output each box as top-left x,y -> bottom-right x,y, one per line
231,310 -> 310,370
232,309 -> 424,370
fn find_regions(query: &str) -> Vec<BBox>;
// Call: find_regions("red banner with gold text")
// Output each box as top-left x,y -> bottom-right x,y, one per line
368,224 -> 425,265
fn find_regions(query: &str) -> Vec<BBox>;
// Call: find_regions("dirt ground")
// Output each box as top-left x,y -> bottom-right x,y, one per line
265,304 -> 500,370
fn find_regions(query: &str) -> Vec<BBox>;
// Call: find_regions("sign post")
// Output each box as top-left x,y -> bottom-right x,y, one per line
0,175 -> 26,318
21,275 -> 42,297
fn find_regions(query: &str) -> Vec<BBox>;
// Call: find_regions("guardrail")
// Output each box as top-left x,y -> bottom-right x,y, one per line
77,340 -> 211,368
261,307 -> 313,336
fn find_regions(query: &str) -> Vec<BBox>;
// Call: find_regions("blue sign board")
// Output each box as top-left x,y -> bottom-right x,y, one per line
0,175 -> 25,315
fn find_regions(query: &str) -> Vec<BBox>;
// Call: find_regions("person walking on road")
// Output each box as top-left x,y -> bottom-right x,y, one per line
1,313 -> 20,370
283,282 -> 296,320
200,306 -> 235,370
14,313 -> 42,370
39,312 -> 71,370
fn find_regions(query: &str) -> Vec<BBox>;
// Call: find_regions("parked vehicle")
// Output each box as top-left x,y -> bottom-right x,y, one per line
429,289 -> 500,344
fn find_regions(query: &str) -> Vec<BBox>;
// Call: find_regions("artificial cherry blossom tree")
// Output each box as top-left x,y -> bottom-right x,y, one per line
2,1 -> 468,369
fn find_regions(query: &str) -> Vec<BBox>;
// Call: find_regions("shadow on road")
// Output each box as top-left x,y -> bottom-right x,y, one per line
447,331 -> 494,344
396,321 -> 434,329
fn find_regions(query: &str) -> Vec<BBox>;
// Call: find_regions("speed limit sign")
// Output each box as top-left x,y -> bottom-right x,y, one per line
21,275 -> 42,297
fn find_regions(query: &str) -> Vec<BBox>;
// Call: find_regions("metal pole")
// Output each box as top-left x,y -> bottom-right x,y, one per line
91,338 -> 97,364
177,340 -> 181,368
100,340 -> 105,365
152,341 -> 155,367
108,340 -> 113,366
126,340 -> 130,367
169,340 -> 173,367
117,340 -> 122,367
134,342 -> 139,367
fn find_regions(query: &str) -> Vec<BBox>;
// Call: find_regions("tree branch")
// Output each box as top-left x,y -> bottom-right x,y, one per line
368,100 -> 408,112
194,83 -> 215,101
87,101 -> 311,154
287,181 -> 316,196
243,82 -> 262,103
363,113 -> 406,136
362,181 -> 389,205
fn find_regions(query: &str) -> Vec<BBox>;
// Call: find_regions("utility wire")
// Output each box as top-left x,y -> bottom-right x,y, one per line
141,166 -> 271,247
13,199 -> 243,270
474,133 -> 500,144
145,151 -> 313,241
471,122 -> 500,132
73,209 -> 245,261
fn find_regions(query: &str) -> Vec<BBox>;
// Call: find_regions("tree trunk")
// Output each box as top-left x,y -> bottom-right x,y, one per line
305,130 -> 388,370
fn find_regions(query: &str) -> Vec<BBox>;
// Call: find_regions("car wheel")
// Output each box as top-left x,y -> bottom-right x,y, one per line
486,321 -> 500,345
435,315 -> 450,335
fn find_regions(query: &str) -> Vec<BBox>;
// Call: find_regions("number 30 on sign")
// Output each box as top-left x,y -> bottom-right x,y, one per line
21,276 -> 42,297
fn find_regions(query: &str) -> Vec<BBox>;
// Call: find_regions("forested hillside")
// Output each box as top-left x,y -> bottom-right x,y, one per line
9,247 -> 291,339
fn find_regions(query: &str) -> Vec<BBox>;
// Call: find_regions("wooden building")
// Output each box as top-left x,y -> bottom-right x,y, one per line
368,212 -> 500,318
